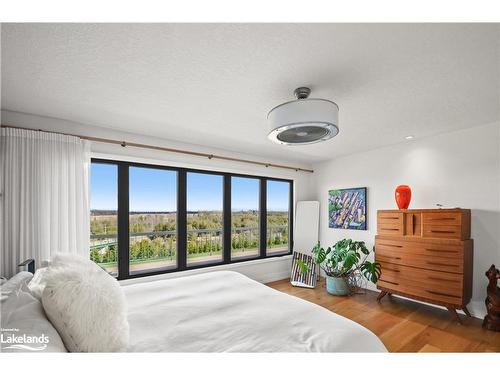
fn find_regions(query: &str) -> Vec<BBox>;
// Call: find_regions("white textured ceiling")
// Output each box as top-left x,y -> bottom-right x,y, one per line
1,23 -> 499,163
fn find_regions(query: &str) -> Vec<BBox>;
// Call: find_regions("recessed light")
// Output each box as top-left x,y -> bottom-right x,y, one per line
405,135 -> 414,140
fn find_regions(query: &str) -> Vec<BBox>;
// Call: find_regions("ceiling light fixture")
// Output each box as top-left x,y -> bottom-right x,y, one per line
405,135 -> 414,140
267,87 -> 339,146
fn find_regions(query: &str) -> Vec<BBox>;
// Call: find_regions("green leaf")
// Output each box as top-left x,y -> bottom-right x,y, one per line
342,249 -> 359,271
357,241 -> 370,255
312,242 -> 326,265
361,261 -> 382,283
296,259 -> 311,275
327,257 -> 338,271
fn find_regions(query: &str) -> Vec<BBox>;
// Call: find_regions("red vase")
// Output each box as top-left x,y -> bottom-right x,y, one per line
395,185 -> 412,209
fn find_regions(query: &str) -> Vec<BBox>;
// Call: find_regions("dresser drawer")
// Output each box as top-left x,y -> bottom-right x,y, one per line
377,212 -> 403,236
377,261 -> 463,305
375,237 -> 465,258
375,247 -> 463,273
423,224 -> 462,239
423,212 -> 462,226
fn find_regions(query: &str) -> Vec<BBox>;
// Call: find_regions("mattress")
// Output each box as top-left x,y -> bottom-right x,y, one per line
124,271 -> 387,352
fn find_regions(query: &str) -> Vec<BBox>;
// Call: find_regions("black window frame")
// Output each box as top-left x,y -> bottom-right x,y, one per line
265,178 -> 294,257
90,158 -> 294,280
230,175 -> 262,262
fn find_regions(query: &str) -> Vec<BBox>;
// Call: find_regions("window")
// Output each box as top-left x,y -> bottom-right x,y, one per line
90,162 -> 118,276
231,177 -> 260,260
186,172 -> 223,266
266,180 -> 291,255
89,159 -> 293,279
129,167 -> 177,275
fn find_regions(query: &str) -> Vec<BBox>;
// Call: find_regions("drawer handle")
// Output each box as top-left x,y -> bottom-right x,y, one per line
427,276 -> 460,283
425,248 -> 458,254
426,261 -> 458,268
430,229 -> 456,234
426,290 -> 461,299
381,228 -> 399,231
380,256 -> 402,261
379,243 -> 403,248
380,279 -> 399,286
382,267 -> 400,273
428,217 -> 456,221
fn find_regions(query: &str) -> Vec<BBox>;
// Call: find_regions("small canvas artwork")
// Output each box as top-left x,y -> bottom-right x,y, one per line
328,187 -> 367,230
290,251 -> 317,288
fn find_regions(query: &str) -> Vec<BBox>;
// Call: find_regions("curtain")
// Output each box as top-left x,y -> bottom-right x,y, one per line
1,127 -> 91,277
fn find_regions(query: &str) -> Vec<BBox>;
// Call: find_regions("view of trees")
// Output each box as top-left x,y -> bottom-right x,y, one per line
90,214 -> 117,236
90,210 -> 289,268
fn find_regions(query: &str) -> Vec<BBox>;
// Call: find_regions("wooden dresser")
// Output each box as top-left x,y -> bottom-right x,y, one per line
375,208 -> 473,322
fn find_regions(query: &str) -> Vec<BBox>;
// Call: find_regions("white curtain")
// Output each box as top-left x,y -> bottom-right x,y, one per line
1,127 -> 91,277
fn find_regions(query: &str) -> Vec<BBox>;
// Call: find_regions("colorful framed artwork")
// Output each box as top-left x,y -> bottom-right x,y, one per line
290,251 -> 317,289
328,187 -> 367,230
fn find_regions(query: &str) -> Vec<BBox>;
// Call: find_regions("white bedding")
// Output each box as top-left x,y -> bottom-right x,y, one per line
124,271 -> 387,352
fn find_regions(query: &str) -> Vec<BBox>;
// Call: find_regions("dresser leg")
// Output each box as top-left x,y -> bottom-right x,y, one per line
377,291 -> 388,302
447,306 -> 462,324
462,306 -> 471,317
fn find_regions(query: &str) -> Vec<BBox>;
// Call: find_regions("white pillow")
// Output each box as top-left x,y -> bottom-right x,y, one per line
41,262 -> 129,352
50,253 -> 103,271
28,267 -> 48,300
29,254 -> 103,300
1,282 -> 67,352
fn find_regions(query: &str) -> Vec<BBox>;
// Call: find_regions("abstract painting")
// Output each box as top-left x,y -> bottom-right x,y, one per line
328,187 -> 367,230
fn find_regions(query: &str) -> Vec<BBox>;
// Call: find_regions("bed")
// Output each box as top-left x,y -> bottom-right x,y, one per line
124,271 -> 387,352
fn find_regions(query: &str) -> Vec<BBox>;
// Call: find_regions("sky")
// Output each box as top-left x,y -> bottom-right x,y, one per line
131,167 -> 177,211
90,163 -> 118,210
231,176 -> 259,211
90,163 -> 290,211
266,180 -> 290,211
187,172 -> 222,211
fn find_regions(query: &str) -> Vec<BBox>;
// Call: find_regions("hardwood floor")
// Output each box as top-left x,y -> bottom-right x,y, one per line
266,278 -> 500,352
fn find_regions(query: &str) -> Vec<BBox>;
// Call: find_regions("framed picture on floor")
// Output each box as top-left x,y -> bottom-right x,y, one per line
328,187 -> 367,230
290,251 -> 317,288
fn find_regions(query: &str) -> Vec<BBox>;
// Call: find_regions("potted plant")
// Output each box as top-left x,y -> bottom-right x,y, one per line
311,239 -> 381,296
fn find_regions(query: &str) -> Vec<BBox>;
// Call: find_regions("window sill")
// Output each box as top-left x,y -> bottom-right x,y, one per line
119,254 -> 292,286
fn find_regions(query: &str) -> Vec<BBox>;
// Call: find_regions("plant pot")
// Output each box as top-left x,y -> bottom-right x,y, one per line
325,276 -> 349,296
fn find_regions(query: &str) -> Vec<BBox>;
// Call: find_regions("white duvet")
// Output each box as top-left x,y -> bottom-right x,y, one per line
124,271 -> 386,352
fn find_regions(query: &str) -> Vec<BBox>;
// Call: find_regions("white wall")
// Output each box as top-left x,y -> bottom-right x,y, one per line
5,109 -> 498,311
119,256 -> 292,286
2,110 -> 317,283
312,121 -> 500,318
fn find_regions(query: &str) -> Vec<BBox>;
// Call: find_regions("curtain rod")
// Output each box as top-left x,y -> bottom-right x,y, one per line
1,124 -> 314,173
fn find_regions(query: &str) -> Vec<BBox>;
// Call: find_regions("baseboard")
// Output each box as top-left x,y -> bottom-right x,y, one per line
257,269 -> 292,284
466,301 -> 487,319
